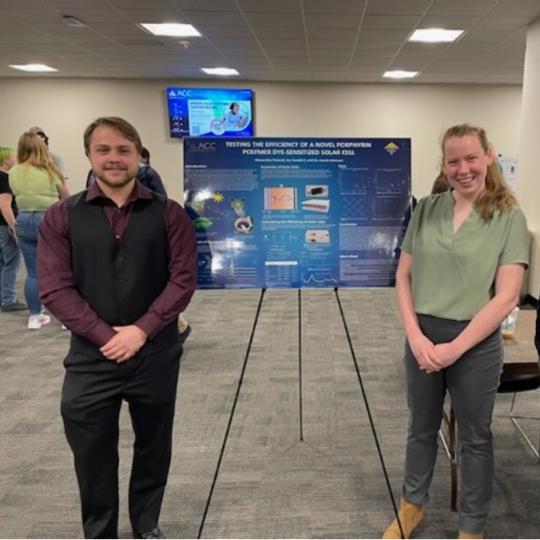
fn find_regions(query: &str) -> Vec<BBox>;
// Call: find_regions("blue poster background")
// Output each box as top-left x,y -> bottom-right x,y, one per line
184,137 -> 411,289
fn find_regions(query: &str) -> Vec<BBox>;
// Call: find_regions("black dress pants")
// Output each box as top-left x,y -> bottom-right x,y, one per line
61,339 -> 183,539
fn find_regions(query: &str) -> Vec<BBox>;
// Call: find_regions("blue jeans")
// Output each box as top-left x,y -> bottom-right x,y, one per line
15,211 -> 45,315
0,225 -> 21,306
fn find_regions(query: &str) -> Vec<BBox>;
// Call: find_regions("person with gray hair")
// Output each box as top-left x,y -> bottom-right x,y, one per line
28,126 -> 66,177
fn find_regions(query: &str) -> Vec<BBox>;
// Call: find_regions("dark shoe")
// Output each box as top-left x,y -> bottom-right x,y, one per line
178,324 -> 191,343
134,526 -> 166,539
1,301 -> 27,312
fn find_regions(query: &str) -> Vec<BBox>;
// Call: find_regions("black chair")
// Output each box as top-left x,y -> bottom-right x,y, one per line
441,360 -> 540,511
497,361 -> 540,458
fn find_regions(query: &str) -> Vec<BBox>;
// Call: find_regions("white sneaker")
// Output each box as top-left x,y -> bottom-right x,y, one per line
38,313 -> 51,326
27,313 -> 51,330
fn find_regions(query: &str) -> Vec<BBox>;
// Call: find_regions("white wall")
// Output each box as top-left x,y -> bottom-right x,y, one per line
0,78 -> 522,204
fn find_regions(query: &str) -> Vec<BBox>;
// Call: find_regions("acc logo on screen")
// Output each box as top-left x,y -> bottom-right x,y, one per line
189,142 -> 217,152
169,89 -> 192,97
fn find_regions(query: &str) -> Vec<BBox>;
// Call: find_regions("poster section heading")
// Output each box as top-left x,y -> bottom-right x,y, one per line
184,137 -> 411,289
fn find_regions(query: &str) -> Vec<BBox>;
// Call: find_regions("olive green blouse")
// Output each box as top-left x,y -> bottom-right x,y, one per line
401,191 -> 529,321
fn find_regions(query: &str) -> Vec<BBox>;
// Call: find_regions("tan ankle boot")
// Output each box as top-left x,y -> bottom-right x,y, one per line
458,531 -> 484,539
382,498 -> 425,539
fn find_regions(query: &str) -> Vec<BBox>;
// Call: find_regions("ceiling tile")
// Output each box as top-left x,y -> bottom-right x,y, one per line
171,0 -> 238,9
245,13 -> 303,27
474,16 -> 530,30
305,13 -> 363,28
117,9 -> 191,23
479,0 -> 540,17
181,10 -> 247,26
110,0 -> 176,7
306,27 -> 358,40
428,0 -> 500,16
239,0 -> 300,12
366,0 -> 432,16
1,8 -> 62,22
303,0 -> 368,14
357,29 -> 410,41
362,15 -> 420,29
309,39 -> 355,51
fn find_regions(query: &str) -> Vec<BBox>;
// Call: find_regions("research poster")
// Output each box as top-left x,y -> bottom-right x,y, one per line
184,137 -> 411,289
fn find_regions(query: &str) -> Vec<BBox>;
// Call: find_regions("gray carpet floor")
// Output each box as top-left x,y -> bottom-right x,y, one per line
0,288 -> 538,538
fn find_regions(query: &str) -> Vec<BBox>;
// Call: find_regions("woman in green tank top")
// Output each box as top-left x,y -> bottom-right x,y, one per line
9,132 -> 69,330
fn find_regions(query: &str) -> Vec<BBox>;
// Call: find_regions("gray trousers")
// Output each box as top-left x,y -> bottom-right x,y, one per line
403,314 -> 503,534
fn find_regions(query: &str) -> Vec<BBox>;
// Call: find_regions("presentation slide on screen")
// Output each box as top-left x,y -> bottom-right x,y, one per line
167,87 -> 254,138
184,137 -> 411,289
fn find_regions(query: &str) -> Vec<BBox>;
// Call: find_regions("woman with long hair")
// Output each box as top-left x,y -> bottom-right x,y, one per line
9,132 -> 69,329
383,124 -> 529,539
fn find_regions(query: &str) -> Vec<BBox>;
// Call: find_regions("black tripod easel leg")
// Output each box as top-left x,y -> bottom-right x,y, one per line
333,287 -> 404,539
197,288 -> 267,539
298,288 -> 304,442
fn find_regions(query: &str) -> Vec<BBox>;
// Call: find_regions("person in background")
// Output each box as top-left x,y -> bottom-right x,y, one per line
9,133 -> 69,329
383,124 -> 529,540
28,126 -> 66,178
38,117 -> 197,539
137,147 -> 191,341
431,170 -> 450,194
0,147 -> 25,312
137,147 -> 166,195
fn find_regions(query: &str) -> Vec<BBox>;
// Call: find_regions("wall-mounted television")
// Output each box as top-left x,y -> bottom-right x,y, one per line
167,87 -> 255,138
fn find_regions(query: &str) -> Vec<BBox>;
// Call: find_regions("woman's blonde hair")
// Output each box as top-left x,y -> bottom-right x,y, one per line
16,132 -> 61,185
441,123 -> 516,221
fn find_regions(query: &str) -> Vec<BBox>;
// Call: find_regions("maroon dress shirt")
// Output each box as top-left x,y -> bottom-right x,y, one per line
38,180 -> 197,347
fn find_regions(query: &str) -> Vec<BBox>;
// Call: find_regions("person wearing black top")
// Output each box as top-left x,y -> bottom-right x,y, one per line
0,147 -> 25,311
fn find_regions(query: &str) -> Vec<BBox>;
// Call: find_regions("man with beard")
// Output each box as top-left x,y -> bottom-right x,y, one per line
37,117 -> 197,539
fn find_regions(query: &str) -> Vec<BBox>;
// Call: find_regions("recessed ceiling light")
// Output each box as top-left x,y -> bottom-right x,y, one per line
409,28 -> 463,43
383,70 -> 418,79
141,23 -> 201,37
9,64 -> 58,72
202,67 -> 239,76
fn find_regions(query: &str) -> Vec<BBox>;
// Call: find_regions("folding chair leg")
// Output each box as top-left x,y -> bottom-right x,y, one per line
509,393 -> 539,459
439,406 -> 458,512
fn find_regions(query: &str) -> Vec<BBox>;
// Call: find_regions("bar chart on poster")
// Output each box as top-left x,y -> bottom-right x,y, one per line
184,137 -> 411,289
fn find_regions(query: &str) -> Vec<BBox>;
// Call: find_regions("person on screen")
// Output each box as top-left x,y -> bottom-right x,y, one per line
37,116 -> 197,539
383,124 -> 529,540
223,102 -> 248,130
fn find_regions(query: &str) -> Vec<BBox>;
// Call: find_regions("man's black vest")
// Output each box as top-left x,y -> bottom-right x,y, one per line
67,190 -> 177,357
